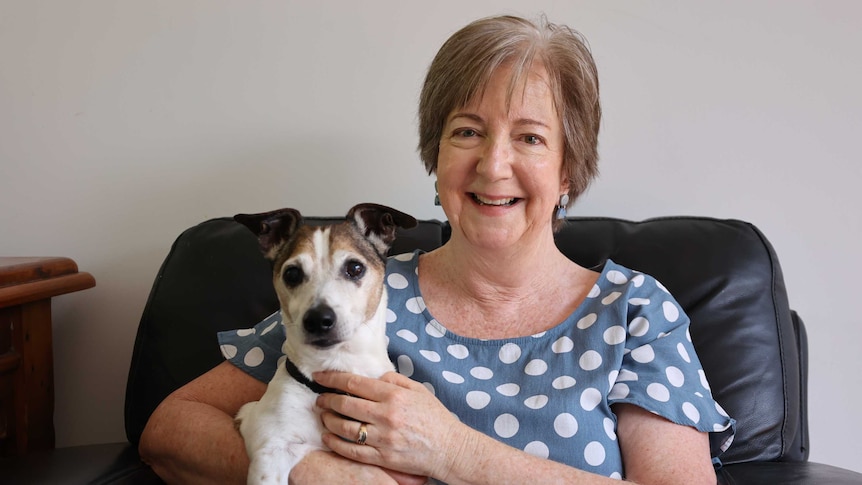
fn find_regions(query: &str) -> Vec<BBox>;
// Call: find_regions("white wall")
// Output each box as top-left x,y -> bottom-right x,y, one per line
1,0 -> 859,472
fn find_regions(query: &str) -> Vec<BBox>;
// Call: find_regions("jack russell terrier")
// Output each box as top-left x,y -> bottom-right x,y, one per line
233,203 -> 417,484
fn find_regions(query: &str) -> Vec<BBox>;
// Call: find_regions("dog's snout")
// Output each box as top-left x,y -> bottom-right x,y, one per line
303,304 -> 337,335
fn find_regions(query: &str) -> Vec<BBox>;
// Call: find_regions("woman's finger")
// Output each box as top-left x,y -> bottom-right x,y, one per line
320,411 -> 372,445
378,371 -> 431,392
313,371 -> 392,400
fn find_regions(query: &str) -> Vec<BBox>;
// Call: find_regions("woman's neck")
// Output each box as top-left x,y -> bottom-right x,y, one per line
418,234 -> 596,339
425,230 -> 571,305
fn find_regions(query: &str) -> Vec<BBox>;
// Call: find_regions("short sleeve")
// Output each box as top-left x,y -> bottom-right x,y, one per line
607,272 -> 736,459
217,310 -> 286,383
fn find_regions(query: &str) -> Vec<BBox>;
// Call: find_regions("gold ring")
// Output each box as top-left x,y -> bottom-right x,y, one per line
356,423 -> 368,445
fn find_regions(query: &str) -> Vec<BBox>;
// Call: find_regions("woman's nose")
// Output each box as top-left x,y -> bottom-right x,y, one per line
476,137 -> 513,180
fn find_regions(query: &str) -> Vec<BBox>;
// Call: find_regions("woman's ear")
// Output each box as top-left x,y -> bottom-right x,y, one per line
559,176 -> 571,198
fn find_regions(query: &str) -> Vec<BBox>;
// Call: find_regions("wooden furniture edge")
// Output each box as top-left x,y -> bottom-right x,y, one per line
0,272 -> 96,308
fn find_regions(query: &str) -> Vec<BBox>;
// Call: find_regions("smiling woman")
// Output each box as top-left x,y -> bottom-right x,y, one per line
418,15 -> 601,225
140,15 -> 732,485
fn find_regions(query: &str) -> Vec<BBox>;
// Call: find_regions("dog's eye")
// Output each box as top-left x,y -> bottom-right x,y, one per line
282,265 -> 304,287
344,260 -> 365,280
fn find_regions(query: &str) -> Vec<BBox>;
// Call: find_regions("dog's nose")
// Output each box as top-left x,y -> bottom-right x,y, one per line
303,304 -> 337,335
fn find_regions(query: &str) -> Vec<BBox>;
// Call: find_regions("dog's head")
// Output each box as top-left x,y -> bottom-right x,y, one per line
234,204 -> 417,350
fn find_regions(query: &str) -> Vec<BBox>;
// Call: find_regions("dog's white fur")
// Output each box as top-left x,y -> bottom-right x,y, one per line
233,206 -> 412,484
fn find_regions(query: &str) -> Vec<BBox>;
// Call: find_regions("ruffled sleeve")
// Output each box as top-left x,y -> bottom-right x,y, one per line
606,265 -> 736,459
217,310 -> 286,383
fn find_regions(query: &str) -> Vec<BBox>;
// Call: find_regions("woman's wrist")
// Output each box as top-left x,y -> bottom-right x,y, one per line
432,421 -> 487,484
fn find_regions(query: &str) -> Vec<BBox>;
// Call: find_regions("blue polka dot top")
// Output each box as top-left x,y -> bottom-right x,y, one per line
219,251 -> 735,479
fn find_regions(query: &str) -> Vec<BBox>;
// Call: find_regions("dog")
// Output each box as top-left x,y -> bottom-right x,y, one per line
233,203 -> 417,484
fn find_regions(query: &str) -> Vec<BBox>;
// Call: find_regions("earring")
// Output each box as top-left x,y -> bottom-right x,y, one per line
434,181 -> 441,206
555,194 -> 570,220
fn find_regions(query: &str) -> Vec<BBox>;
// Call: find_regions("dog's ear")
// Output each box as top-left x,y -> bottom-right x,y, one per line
347,203 -> 418,256
234,208 -> 303,260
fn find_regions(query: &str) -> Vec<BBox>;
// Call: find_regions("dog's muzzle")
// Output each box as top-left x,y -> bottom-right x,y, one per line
303,304 -> 339,347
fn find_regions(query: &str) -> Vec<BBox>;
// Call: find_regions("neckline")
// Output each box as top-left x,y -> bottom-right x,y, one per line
398,250 -> 615,345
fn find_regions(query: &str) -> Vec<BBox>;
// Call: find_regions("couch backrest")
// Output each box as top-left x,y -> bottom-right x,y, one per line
125,216 -> 806,465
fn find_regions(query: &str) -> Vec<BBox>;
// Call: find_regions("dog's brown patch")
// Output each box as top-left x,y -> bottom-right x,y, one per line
269,226 -> 316,281
329,223 -> 386,322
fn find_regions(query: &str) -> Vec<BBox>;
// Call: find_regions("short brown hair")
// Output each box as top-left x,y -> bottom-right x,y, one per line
418,15 -> 601,208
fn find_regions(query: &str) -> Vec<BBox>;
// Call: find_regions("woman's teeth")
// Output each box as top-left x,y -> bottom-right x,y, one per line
472,194 -> 518,206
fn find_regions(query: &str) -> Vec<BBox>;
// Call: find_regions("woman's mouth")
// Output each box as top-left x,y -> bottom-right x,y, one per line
471,193 -> 521,206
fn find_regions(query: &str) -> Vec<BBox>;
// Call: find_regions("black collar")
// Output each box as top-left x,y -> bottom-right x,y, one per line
284,357 -> 347,395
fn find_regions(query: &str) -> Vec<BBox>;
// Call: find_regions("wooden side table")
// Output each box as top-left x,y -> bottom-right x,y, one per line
0,257 -> 95,457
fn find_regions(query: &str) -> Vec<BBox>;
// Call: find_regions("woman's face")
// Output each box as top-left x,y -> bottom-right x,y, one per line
436,63 -> 567,251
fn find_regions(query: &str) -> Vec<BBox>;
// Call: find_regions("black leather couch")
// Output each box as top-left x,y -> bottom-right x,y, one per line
4,215 -> 861,484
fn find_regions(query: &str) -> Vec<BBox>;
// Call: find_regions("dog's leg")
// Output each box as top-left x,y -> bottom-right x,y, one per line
239,373 -> 325,485
246,441 -> 319,485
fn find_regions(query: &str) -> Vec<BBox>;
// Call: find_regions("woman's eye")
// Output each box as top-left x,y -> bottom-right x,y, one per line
456,128 -> 477,138
282,266 -> 304,287
523,134 -> 542,145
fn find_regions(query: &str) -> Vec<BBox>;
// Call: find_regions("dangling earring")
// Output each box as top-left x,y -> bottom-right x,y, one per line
434,181 -> 441,206
555,194 -> 570,219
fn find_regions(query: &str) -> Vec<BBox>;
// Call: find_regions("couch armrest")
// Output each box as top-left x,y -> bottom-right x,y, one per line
0,442 -> 162,484
720,461 -> 862,484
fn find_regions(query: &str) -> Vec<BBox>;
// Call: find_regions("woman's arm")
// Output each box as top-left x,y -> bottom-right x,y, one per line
316,371 -> 716,485
614,403 -> 715,484
138,361 -> 264,484
139,361 -> 424,485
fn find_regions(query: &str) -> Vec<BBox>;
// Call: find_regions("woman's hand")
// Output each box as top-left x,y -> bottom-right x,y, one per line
314,370 -> 474,482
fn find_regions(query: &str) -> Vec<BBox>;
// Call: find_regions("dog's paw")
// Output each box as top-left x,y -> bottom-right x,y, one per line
247,466 -> 292,485
247,447 -> 297,485
247,471 -> 287,485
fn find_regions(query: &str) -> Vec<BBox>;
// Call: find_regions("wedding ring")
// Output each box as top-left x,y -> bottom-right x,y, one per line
356,423 -> 368,445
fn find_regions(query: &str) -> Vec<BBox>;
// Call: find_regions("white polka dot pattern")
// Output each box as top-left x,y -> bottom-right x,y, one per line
524,395 -> 548,409
447,344 -> 469,359
494,414 -> 519,438
552,336 -> 574,353
383,253 -> 734,477
470,367 -> 493,380
579,350 -> 603,370
388,273 -> 409,289
466,391 -> 490,410
552,375 -> 576,390
220,344 -> 237,359
385,308 -> 397,323
217,253 -> 736,478
584,441 -> 606,466
420,350 -> 441,362
261,321 -> 278,335
524,441 -> 550,458
524,359 -> 548,376
243,347 -> 264,367
442,371 -> 464,384
397,355 -> 414,377
577,313 -> 597,329
496,383 -> 520,397
426,322 -> 445,338
580,388 -> 602,411
554,413 -> 578,438
499,343 -> 521,364
666,366 -> 685,387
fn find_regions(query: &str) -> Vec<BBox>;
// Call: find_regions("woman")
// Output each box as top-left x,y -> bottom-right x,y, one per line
139,15 -> 734,484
